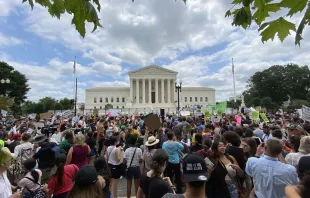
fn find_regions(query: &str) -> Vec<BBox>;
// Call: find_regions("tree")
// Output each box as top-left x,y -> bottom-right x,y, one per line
307,92 -> 310,101
59,97 -> 72,110
55,102 -> 63,110
22,0 -> 310,45
0,61 -> 30,116
249,97 -> 260,107
227,0 -> 310,45
38,97 -> 57,111
245,63 -> 310,106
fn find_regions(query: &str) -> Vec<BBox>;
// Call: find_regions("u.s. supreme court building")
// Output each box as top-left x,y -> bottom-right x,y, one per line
85,65 -> 215,114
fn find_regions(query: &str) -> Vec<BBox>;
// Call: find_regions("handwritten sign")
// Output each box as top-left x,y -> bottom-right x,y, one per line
252,111 -> 259,121
260,113 -> 269,123
40,112 -> 52,120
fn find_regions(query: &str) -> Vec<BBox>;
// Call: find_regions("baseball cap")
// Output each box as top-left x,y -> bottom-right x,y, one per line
75,165 -> 98,186
182,154 -> 208,182
197,125 -> 204,131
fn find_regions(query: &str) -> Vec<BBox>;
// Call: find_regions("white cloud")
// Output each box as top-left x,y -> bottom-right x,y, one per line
2,0 -> 310,103
0,33 -> 24,46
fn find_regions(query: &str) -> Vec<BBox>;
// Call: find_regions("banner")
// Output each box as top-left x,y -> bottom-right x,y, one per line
302,105 -> 310,122
252,111 -> 259,121
216,101 -> 227,114
180,111 -> 190,116
204,110 -> 211,120
108,109 -> 121,117
260,113 -> 269,123
62,110 -> 72,117
235,115 -> 242,125
40,112 -> 52,120
28,113 -> 36,119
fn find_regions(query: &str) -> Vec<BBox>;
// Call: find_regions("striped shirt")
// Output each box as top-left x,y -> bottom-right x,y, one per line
124,147 -> 142,167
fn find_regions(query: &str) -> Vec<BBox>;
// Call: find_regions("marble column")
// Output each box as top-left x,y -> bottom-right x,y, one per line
130,78 -> 134,102
142,79 -> 146,103
148,79 -> 152,103
172,79 -> 176,103
161,79 -> 164,103
167,79 -> 170,103
155,79 -> 158,103
136,78 -> 139,104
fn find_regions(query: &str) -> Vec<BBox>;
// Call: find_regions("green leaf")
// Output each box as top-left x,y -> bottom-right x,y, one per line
65,0 -> 86,37
23,0 -> 34,9
232,0 -> 243,4
232,6 -> 252,29
280,0 -> 308,17
85,1 -> 102,32
295,5 -> 310,45
242,0 -> 251,7
260,17 -> 296,42
92,0 -> 100,11
253,3 -> 280,25
225,10 -> 232,17
48,0 -> 65,19
35,0 -> 51,7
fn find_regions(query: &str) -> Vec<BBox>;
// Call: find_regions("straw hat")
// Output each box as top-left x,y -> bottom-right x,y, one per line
145,136 -> 159,146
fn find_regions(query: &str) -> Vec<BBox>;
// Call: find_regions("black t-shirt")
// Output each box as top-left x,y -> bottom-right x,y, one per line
86,137 -> 96,149
140,173 -> 173,198
149,176 -> 173,198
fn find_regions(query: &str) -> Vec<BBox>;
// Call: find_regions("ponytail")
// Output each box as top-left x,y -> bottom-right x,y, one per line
30,169 -> 39,183
56,162 -> 65,184
301,172 -> 310,198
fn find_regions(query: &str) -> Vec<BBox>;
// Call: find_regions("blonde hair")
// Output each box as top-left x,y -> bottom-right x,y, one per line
299,136 -> 310,153
74,134 -> 85,146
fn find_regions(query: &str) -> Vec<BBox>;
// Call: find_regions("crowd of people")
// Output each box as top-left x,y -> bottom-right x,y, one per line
0,111 -> 310,198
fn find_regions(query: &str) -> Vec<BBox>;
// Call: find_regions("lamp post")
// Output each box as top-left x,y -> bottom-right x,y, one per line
175,79 -> 182,115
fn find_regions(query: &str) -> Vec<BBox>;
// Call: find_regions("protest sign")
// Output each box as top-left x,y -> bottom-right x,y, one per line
204,110 -> 211,120
40,112 -> 52,120
143,114 -> 161,131
235,115 -> 242,125
194,111 -> 202,116
108,109 -> 121,117
28,113 -> 36,119
62,110 -> 72,117
252,111 -> 259,121
180,111 -> 190,116
0,109 -> 8,117
302,105 -> 310,122
260,113 -> 269,123
216,101 -> 227,113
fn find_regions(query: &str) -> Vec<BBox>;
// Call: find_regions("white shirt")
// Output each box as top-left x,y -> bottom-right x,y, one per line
14,142 -> 33,160
0,172 -> 12,198
51,132 -> 62,143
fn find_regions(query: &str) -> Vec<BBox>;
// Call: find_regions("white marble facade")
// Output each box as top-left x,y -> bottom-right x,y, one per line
85,65 -> 215,114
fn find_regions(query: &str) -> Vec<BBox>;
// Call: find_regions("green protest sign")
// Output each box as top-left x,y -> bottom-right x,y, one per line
252,111 -> 259,120
205,110 -> 211,120
216,101 -> 227,113
260,113 -> 269,123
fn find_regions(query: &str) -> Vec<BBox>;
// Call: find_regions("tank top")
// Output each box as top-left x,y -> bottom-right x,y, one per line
71,145 -> 89,168
107,146 -> 123,165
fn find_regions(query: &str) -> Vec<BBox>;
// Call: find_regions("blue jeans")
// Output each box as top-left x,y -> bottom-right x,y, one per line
227,183 -> 239,198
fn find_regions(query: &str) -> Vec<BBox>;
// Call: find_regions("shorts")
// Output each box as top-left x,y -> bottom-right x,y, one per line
108,164 -> 122,179
125,166 -> 141,180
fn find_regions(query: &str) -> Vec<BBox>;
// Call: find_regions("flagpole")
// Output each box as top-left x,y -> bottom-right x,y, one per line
75,77 -> 77,116
232,58 -> 236,103
73,56 -> 76,115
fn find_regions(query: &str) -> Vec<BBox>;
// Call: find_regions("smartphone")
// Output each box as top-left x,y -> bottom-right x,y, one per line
254,137 -> 262,146
204,157 -> 214,167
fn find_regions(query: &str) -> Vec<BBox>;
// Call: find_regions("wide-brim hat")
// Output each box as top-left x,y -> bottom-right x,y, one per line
32,135 -> 48,144
145,136 -> 159,146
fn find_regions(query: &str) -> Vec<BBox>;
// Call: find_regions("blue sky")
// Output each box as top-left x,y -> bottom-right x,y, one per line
1,0 -> 310,103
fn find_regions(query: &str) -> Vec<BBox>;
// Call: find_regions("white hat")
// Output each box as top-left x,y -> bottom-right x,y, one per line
145,136 -> 159,146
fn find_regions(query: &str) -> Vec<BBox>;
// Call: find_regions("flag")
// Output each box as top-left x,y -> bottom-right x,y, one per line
73,57 -> 76,73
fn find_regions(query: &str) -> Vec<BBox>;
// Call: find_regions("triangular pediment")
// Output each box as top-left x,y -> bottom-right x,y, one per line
128,65 -> 178,75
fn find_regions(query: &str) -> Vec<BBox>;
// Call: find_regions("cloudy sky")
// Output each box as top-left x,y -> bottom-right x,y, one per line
1,0 -> 309,103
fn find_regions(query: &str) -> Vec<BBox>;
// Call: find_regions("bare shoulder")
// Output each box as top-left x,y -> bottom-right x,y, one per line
285,185 -> 301,198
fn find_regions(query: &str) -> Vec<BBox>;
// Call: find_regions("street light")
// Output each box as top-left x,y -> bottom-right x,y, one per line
175,79 -> 182,114
1,78 -> 10,84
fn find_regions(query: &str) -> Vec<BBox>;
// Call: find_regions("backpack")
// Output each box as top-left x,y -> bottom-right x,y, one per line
22,177 -> 47,198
